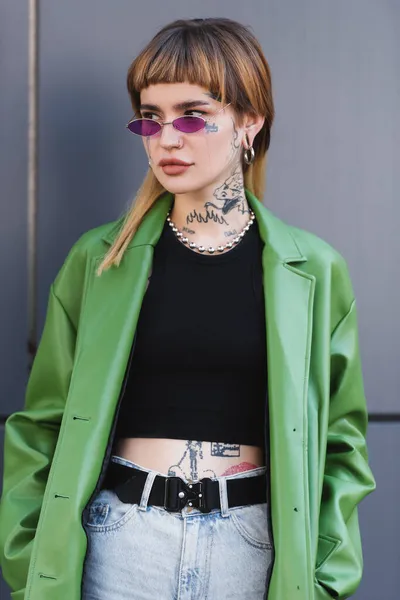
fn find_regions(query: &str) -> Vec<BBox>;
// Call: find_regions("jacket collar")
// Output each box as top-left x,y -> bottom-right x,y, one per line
101,188 -> 307,265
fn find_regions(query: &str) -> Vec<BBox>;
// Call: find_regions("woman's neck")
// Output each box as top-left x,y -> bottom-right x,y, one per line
168,173 -> 251,249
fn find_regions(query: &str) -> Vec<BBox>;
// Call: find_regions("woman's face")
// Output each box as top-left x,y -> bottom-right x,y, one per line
138,82 -> 261,195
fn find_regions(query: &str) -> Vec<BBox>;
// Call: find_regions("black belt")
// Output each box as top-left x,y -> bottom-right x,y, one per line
103,461 -> 267,514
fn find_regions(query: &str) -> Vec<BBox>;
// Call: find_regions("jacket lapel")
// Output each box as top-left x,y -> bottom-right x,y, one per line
67,197 -> 172,493
250,191 -> 316,597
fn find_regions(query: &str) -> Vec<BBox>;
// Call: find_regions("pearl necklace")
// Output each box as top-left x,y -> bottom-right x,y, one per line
166,210 -> 256,254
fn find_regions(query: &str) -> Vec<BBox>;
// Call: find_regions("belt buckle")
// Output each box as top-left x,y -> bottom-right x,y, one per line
163,476 -> 185,512
189,478 -> 212,514
164,476 -> 212,513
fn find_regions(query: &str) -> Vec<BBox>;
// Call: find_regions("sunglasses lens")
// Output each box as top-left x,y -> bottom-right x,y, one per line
174,116 -> 205,133
127,119 -> 161,136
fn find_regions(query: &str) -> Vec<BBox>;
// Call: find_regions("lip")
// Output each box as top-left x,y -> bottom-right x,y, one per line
161,164 -> 192,176
158,158 -> 193,166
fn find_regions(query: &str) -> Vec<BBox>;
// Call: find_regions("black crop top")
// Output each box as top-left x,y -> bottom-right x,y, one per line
115,213 -> 268,447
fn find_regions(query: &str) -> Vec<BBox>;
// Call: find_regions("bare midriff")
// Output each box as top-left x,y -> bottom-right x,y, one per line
114,437 -> 265,482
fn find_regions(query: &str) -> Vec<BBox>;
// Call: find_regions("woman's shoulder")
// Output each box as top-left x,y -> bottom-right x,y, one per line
257,200 -> 348,271
70,216 -> 124,257
52,217 -> 122,290
49,217 -> 123,326
284,220 -> 355,319
260,201 -> 355,314
271,209 -> 348,273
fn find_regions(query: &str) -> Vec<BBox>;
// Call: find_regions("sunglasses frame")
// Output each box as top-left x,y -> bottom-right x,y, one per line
126,102 -> 232,137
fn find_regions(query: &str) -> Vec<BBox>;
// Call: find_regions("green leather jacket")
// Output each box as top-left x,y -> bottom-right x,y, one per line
0,189 -> 376,599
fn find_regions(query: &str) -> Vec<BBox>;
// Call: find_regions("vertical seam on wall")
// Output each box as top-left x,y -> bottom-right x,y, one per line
27,0 -> 39,373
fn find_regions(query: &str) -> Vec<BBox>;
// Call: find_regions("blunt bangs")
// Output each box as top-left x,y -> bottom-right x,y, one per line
126,20 -> 265,116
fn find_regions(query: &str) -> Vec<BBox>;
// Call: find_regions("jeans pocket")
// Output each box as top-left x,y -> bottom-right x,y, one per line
230,502 -> 272,549
84,488 -> 138,533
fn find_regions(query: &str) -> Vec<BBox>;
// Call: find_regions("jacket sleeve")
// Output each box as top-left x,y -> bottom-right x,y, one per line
314,297 -> 376,598
0,234 -> 87,595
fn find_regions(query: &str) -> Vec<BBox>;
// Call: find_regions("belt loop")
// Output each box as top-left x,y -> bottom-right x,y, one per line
138,471 -> 157,511
218,477 -> 230,518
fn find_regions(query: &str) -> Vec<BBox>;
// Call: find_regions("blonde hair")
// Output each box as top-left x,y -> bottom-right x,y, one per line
97,17 -> 275,276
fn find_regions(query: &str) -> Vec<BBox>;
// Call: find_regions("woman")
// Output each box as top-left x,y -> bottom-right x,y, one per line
0,17 -> 375,600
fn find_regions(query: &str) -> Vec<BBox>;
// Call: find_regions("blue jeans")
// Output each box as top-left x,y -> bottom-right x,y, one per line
82,455 -> 273,599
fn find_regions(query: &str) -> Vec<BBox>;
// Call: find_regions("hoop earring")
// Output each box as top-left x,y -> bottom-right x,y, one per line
243,132 -> 255,165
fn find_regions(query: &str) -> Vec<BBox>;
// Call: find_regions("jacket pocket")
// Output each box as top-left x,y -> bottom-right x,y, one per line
315,534 -> 341,570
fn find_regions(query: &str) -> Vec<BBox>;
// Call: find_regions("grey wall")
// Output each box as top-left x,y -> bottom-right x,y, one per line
0,0 -> 29,591
1,1 -> 398,599
0,2 -> 28,416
